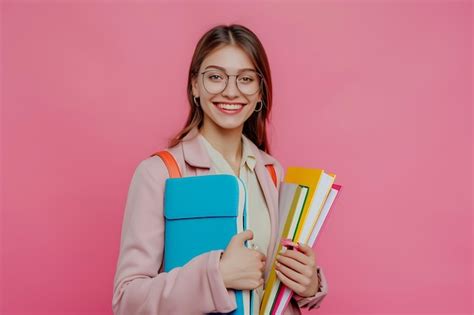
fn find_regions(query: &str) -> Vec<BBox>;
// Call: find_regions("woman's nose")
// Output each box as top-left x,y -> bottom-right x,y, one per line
221,76 -> 240,97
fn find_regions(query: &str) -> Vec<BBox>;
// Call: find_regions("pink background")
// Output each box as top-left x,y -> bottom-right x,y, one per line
1,1 -> 472,315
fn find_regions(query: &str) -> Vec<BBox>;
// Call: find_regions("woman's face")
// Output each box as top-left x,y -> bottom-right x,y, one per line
192,44 -> 262,132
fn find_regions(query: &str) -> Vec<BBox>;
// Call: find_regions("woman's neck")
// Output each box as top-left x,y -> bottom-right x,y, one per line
199,123 -> 243,165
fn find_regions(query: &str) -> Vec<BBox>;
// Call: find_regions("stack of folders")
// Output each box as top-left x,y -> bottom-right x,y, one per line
259,167 -> 342,315
163,174 -> 254,315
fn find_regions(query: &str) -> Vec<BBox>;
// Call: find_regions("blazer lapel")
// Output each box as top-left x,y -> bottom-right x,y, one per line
178,127 -> 213,176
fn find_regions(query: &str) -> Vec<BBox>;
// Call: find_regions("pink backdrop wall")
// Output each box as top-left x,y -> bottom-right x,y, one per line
1,1 -> 472,314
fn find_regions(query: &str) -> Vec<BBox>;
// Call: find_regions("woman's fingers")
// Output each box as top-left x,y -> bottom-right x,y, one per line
275,261 -> 310,286
275,269 -> 305,295
276,254 -> 306,275
279,248 -> 313,266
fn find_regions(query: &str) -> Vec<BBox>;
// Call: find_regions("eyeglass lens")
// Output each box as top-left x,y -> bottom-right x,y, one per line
202,70 -> 261,95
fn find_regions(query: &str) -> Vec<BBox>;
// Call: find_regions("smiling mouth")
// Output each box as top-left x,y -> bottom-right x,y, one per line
213,102 -> 246,110
212,102 -> 246,114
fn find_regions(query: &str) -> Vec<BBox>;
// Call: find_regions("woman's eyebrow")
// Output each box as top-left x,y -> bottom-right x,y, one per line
204,65 -> 256,72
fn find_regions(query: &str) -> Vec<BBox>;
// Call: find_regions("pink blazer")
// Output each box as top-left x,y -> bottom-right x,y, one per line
112,127 -> 328,314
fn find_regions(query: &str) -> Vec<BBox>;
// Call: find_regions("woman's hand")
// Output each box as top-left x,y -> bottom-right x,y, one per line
219,230 -> 266,290
275,242 -> 319,298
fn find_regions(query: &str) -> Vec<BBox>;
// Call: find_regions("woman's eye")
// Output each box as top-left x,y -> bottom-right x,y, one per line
209,75 -> 223,80
239,77 -> 253,82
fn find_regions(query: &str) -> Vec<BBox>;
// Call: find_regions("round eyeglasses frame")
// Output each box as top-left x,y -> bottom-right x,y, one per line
199,69 -> 265,96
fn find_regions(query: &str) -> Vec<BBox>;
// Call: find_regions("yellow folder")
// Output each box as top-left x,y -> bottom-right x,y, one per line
284,167 -> 335,243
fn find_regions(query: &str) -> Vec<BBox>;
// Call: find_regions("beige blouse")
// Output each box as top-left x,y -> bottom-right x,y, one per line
199,132 -> 271,314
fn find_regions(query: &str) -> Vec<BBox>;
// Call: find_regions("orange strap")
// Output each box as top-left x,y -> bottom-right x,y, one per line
151,151 -> 182,178
151,150 -> 277,187
265,164 -> 277,188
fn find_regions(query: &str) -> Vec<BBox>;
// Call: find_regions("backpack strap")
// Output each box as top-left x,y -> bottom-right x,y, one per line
150,151 -> 182,178
150,150 -> 277,187
265,164 -> 277,188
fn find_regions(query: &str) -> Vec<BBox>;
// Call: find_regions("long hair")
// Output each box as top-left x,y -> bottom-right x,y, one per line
168,24 -> 273,153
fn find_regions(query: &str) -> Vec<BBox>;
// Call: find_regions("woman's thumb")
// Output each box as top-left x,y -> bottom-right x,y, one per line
235,229 -> 253,245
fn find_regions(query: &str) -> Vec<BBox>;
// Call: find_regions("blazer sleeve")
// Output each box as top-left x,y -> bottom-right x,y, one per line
292,266 -> 328,310
273,158 -> 329,311
112,157 -> 237,315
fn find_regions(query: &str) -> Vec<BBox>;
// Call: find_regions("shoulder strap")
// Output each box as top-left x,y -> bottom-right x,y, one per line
265,164 -> 277,188
150,150 -> 182,178
150,150 -> 277,187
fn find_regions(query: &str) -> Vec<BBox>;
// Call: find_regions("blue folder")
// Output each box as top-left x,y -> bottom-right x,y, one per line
163,174 -> 253,315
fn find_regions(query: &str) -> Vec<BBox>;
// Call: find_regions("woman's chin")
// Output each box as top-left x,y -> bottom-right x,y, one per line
207,115 -> 244,130
217,123 -> 244,131
203,110 -> 251,131
210,119 -> 245,131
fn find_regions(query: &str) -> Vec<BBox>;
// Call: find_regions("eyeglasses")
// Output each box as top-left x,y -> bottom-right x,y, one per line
200,69 -> 263,95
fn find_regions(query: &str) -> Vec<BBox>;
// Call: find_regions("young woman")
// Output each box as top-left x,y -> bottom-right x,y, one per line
112,24 -> 328,315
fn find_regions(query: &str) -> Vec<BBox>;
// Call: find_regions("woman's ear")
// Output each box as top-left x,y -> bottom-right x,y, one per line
191,77 -> 199,97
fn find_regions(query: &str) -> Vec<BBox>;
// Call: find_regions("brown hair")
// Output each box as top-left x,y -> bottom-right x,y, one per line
168,24 -> 273,153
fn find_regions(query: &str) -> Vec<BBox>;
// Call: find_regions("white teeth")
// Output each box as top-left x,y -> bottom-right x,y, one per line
217,103 -> 243,110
